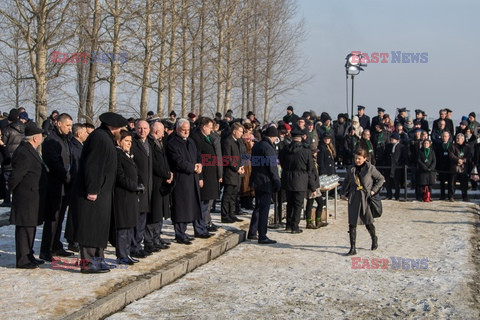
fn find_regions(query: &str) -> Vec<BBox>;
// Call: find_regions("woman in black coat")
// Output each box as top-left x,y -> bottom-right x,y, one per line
342,148 -> 385,256
317,132 -> 336,175
416,139 -> 436,202
114,130 -> 140,264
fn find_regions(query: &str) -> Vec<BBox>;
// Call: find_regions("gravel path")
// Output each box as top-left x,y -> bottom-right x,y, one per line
108,200 -> 480,320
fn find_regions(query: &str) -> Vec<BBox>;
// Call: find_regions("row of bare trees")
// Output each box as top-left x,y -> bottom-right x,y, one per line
0,0 -> 308,124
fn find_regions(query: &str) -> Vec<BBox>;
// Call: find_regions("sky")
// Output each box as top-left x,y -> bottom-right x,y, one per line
285,0 -> 480,122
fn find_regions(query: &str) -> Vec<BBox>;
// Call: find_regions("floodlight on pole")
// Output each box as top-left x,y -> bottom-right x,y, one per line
345,53 -> 367,120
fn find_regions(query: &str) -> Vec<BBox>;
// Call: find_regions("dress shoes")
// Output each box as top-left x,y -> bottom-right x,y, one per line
232,216 -> 243,222
159,238 -> 172,245
221,218 -> 235,223
17,262 -> 39,269
39,253 -> 53,262
291,229 -> 303,234
247,235 -> 258,240
207,225 -> 218,232
81,263 -> 110,274
118,257 -> 135,265
53,248 -> 74,257
131,251 -> 148,259
194,233 -> 212,239
67,243 -> 80,253
128,255 -> 140,263
176,238 -> 192,245
30,257 -> 45,265
258,238 -> 277,244
155,243 -> 170,250
144,245 -> 161,254
186,236 -> 195,241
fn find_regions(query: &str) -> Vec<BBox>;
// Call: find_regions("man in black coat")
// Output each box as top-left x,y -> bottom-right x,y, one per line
191,117 -> 220,236
220,122 -> 245,223
130,120 -> 154,257
370,107 -> 385,132
432,109 -> 454,137
434,131 -> 454,200
357,105 -> 370,130
279,128 -> 317,233
147,121 -> 173,250
41,110 -> 59,135
40,113 -> 74,261
9,125 -> 47,268
449,133 -> 472,202
247,127 -> 281,244
282,106 -> 300,126
384,132 -> 407,200
64,123 -> 89,252
71,112 -> 127,273
166,119 -> 204,244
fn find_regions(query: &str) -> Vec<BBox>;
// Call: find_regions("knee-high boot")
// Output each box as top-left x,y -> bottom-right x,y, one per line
346,225 -> 357,256
366,224 -> 378,250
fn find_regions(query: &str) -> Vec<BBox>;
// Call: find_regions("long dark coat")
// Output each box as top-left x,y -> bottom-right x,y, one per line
191,130 -> 220,200
71,125 -> 117,248
42,127 -> 72,221
166,133 -> 202,223
249,137 -> 281,193
317,142 -> 336,175
148,136 -> 171,222
114,148 -> 140,228
9,141 -> 48,226
130,137 -> 153,213
449,143 -> 472,174
416,147 -> 436,186
279,141 -> 316,192
343,162 -> 385,225
221,135 -> 242,186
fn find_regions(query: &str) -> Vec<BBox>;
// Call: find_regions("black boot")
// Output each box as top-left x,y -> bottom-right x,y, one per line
366,224 -> 378,250
346,225 -> 357,256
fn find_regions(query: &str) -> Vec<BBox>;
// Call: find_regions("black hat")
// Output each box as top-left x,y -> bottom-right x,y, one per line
469,112 -> 476,118
264,126 -> 278,137
445,108 -> 453,113
147,111 -> 154,117
322,132 -> 332,139
397,107 -> 407,113
415,109 -> 423,114
377,107 -> 385,113
169,110 -> 177,117
287,106 -> 294,111
390,132 -> 400,141
215,112 -> 222,118
8,108 -> 19,122
291,127 -> 304,137
247,111 -> 255,117
357,105 -> 365,110
99,112 -> 128,128
24,123 -> 44,136
338,113 -> 347,120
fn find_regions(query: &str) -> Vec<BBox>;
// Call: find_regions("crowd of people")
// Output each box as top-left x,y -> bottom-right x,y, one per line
2,104 -> 479,270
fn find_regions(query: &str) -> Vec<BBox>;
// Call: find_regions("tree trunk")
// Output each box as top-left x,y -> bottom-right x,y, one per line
108,0 -> 121,113
167,0 -> 178,115
86,0 -> 101,124
139,0 -> 152,119
156,0 -> 168,117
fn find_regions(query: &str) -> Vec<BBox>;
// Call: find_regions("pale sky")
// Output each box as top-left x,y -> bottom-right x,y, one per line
285,0 -> 480,122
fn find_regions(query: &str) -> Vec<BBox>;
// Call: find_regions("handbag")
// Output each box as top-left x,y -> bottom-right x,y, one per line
368,193 -> 383,218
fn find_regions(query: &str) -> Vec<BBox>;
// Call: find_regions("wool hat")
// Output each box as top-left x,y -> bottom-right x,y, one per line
390,132 -> 400,141
287,106 -> 294,111
19,112 -> 29,121
469,112 -> 476,118
99,112 -> 128,128
25,123 -> 44,136
290,128 -> 305,137
265,126 -> 278,137
8,108 -> 19,122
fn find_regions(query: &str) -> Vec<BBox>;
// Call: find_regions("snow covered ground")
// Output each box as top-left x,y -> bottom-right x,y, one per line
108,200 -> 480,320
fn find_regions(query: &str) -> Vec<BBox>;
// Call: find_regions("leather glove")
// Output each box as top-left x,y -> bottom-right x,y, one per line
136,183 -> 145,194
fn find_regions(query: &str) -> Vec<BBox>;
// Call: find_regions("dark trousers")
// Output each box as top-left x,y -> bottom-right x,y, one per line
439,174 -> 453,199
201,200 -> 214,225
64,206 -> 76,244
452,173 -> 468,199
305,196 -> 324,220
286,190 -> 305,230
79,246 -> 104,265
116,227 -> 134,259
2,170 -> 11,204
248,191 -> 272,240
41,195 -> 69,255
132,212 -> 147,253
386,171 -> 401,199
221,184 -> 240,219
144,222 -> 161,247
174,222 -> 189,240
15,226 -> 36,267
193,201 -> 209,236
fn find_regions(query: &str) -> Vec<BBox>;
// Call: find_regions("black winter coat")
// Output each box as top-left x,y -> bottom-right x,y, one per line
450,143 -> 472,174
279,141 -> 316,192
42,127 -> 72,221
166,133 -> 202,223
191,130 -> 220,200
317,142 -> 336,175
249,137 -> 281,193
114,148 -> 140,228
384,142 -> 407,179
70,137 -> 83,180
71,125 -> 117,248
130,137 -> 153,213
221,135 -> 242,186
2,121 -> 25,170
148,136 -> 172,222
416,148 -> 436,186
9,141 -> 48,226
